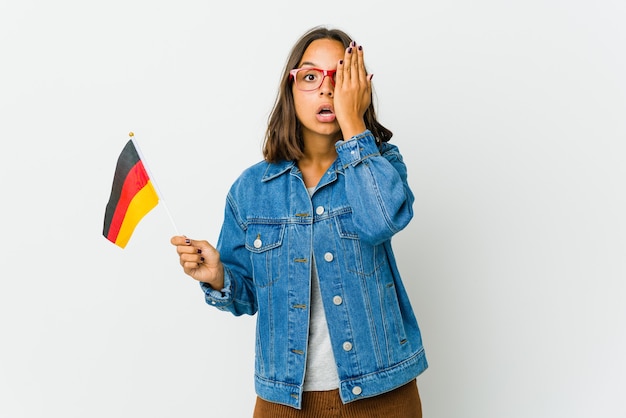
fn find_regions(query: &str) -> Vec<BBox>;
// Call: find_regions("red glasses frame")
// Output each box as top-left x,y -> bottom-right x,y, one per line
289,68 -> 337,91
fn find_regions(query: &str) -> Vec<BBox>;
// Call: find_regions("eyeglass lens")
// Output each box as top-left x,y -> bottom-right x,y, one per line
294,69 -> 335,91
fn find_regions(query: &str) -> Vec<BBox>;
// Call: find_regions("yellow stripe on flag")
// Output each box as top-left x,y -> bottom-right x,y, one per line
115,181 -> 159,248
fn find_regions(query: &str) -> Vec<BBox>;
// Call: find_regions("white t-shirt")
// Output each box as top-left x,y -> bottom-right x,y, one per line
303,187 -> 340,391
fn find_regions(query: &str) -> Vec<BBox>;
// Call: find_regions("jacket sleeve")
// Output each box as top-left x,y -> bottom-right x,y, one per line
335,130 -> 415,245
200,191 -> 258,316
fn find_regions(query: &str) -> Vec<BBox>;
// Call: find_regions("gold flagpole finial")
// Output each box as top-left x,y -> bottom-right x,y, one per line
129,131 -> 135,137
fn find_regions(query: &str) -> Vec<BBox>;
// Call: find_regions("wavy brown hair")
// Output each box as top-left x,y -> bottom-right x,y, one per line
262,26 -> 393,163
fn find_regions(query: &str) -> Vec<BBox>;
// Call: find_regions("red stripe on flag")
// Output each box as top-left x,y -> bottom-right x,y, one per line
105,160 -> 151,243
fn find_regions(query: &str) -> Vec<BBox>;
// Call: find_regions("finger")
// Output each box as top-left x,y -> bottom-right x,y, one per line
170,235 -> 190,246
181,253 -> 205,267
182,261 -> 202,275
351,44 -> 368,88
335,58 -> 345,86
173,237 -> 212,252
179,245 -> 204,258
355,44 -> 367,83
341,42 -> 355,80
180,249 -> 206,269
175,243 -> 198,256
350,42 -> 364,83
349,42 -> 361,80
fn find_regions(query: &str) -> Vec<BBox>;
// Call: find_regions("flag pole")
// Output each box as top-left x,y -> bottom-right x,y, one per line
128,132 -> 180,236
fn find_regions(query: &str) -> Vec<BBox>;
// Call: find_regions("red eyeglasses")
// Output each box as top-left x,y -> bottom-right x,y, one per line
289,68 -> 337,91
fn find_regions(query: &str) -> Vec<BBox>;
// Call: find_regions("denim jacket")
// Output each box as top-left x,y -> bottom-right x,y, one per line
201,130 -> 428,409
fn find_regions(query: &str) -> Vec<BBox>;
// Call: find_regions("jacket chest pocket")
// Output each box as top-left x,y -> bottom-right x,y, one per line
246,223 -> 285,288
335,212 -> 386,276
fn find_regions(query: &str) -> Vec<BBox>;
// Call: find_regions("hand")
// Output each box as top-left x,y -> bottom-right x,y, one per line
333,41 -> 372,139
170,235 -> 224,290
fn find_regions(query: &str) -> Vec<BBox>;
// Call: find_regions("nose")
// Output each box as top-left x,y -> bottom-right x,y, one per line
319,75 -> 334,96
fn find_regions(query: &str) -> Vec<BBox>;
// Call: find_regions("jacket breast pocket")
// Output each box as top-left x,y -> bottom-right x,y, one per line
335,212 -> 386,276
245,223 -> 285,288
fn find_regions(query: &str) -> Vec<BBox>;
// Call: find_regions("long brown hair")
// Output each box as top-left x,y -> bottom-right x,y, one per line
262,26 -> 393,163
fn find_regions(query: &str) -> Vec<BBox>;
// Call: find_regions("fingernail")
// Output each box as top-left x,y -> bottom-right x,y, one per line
358,45 -> 362,51
369,74 -> 374,80
200,257 -> 205,262
185,238 -> 190,245
197,249 -> 202,254
348,47 -> 352,54
351,41 -> 356,47
339,59 -> 343,65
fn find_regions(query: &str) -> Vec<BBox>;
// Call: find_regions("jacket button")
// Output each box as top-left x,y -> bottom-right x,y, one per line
253,238 -> 262,248
324,252 -> 334,262
342,341 -> 353,351
332,295 -> 343,305
316,206 -> 325,215
352,386 -> 362,395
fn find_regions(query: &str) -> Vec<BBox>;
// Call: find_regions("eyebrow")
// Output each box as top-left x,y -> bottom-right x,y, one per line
299,61 -> 317,67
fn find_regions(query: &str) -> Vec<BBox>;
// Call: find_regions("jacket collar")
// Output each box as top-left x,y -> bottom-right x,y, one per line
262,160 -> 297,182
261,159 -> 343,184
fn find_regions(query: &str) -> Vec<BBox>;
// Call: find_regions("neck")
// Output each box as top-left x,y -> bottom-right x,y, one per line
298,136 -> 338,187
301,131 -> 339,162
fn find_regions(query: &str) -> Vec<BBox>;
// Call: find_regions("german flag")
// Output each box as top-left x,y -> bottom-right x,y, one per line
103,139 -> 159,248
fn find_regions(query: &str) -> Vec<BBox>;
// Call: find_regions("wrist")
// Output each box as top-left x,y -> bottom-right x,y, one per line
340,121 -> 366,140
342,128 -> 367,141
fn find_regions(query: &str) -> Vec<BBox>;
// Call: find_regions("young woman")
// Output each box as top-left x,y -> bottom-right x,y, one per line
171,26 -> 428,417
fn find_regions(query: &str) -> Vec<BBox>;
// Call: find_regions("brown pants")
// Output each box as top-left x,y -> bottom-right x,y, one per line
253,379 -> 422,418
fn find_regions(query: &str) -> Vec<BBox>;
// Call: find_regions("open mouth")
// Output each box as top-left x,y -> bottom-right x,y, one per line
316,104 -> 336,123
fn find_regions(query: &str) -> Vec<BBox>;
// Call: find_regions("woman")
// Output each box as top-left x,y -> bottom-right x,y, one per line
171,26 -> 427,417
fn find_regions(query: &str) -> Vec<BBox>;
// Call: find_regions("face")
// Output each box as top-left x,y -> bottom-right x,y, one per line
292,38 -> 345,142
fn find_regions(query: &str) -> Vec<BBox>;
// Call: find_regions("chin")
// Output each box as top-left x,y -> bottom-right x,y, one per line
302,124 -> 341,140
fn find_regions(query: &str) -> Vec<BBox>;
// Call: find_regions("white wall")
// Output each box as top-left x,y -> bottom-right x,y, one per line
1,1 -> 624,417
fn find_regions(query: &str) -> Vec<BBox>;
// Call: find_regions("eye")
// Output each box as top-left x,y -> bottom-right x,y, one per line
298,69 -> 321,84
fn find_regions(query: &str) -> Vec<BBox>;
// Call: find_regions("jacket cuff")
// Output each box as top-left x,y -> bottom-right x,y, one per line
335,130 -> 380,167
200,268 -> 233,307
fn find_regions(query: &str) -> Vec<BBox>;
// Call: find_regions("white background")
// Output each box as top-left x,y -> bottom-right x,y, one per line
1,1 -> 624,417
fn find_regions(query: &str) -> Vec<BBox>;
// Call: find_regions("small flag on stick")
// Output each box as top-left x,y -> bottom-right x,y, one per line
103,133 -> 160,248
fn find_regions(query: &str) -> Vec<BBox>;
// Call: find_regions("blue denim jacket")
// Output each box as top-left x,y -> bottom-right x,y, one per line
201,130 -> 428,409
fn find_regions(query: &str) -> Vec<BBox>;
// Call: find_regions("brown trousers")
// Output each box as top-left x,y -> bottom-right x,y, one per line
253,379 -> 422,418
